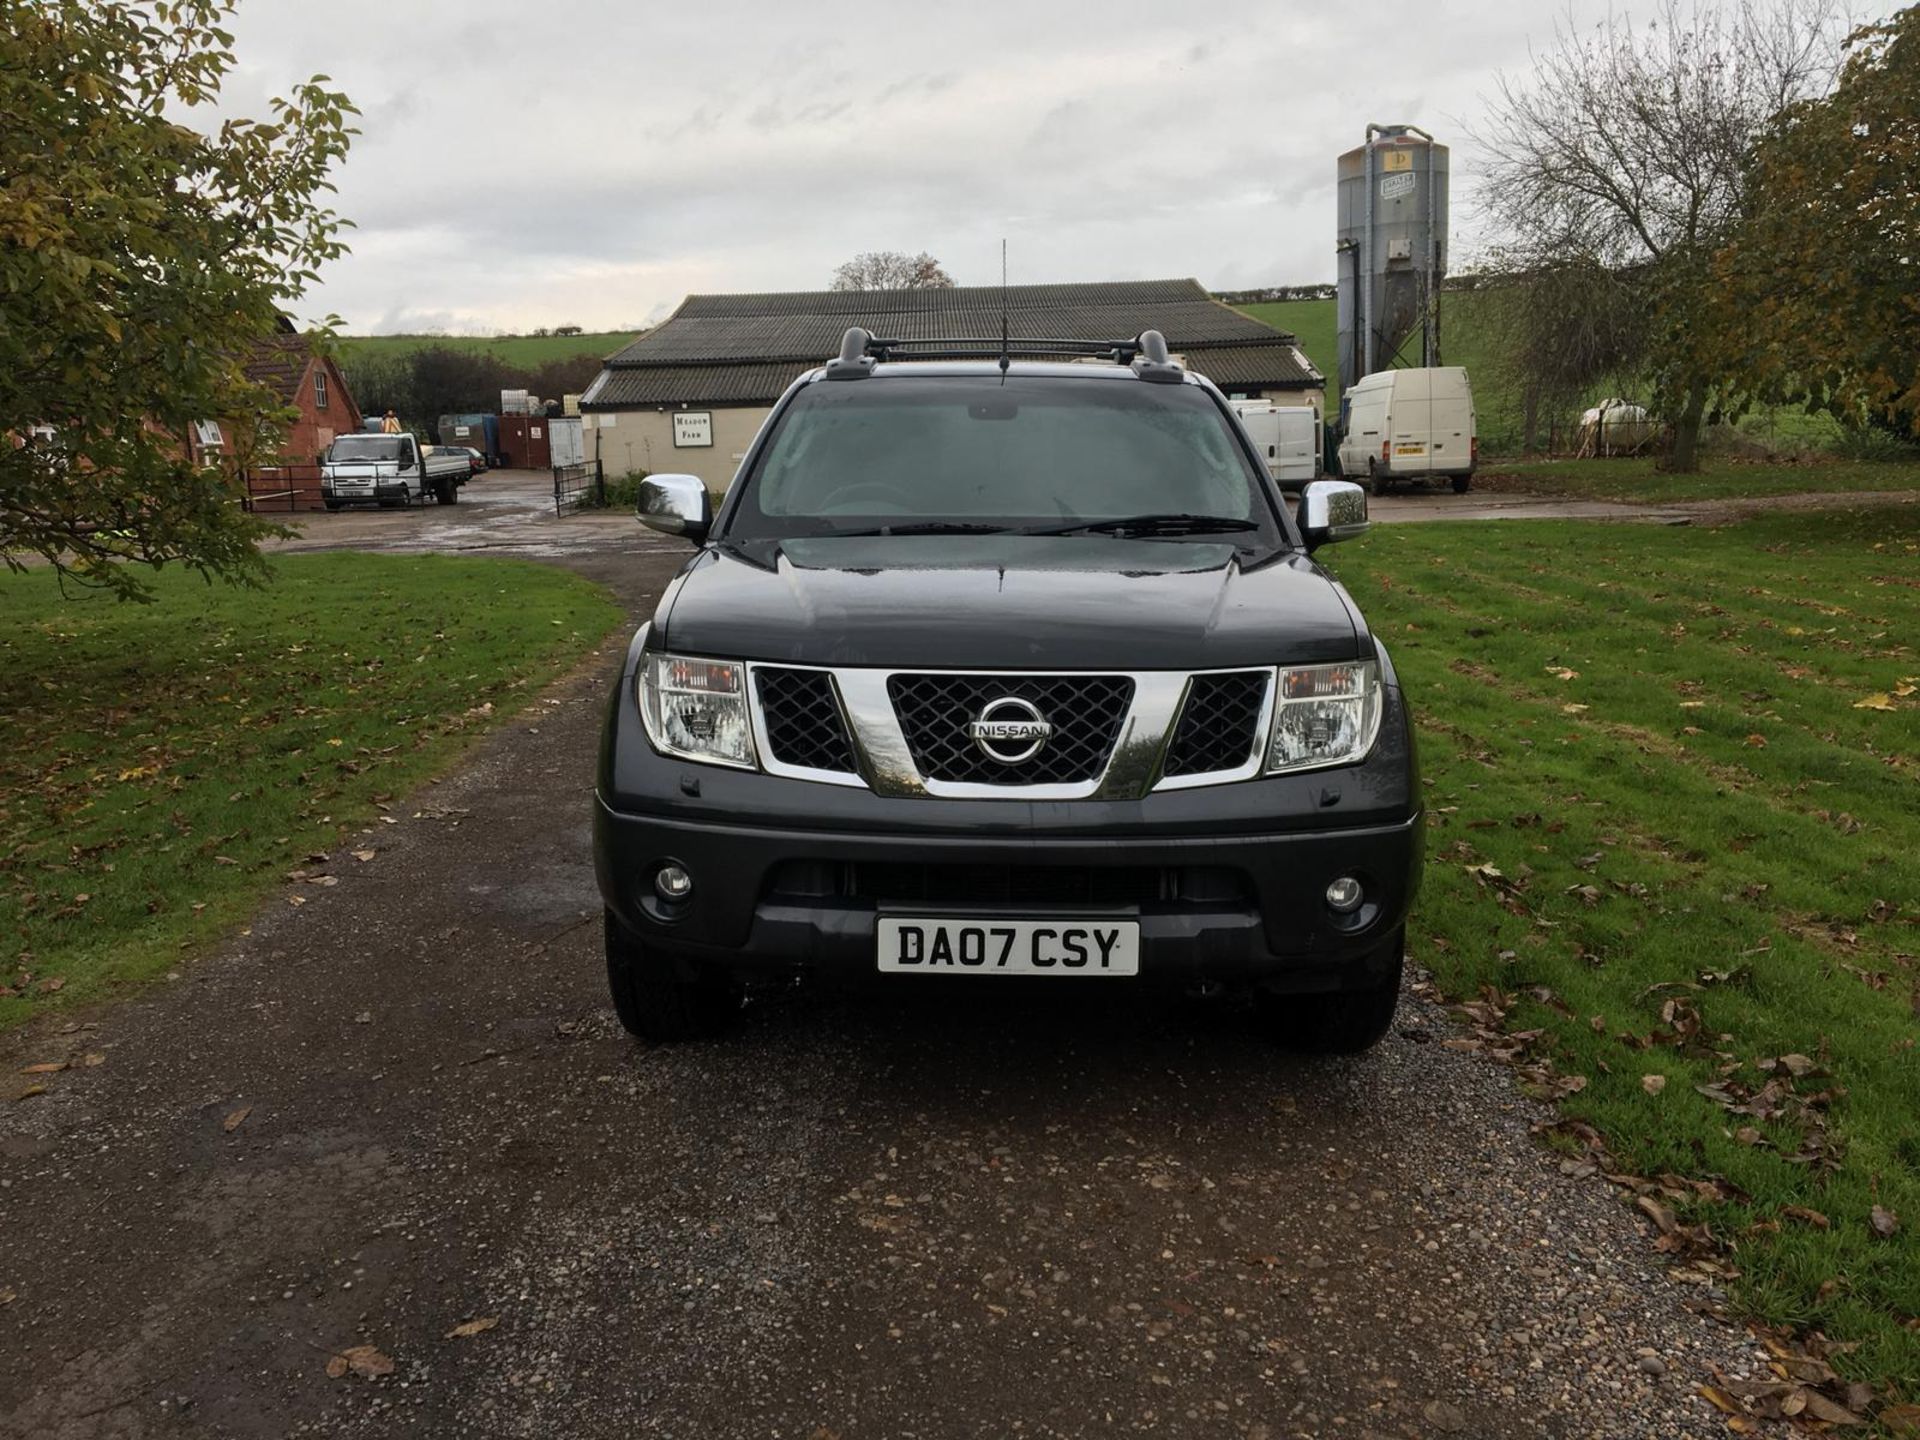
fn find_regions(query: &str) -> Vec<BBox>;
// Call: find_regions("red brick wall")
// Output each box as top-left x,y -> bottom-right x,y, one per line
277,354 -> 362,464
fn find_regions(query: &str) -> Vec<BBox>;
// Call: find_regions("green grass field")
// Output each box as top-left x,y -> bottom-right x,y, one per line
1480,457 -> 1920,504
1236,291 -> 1506,415
0,554 -> 622,1027
1325,507 -> 1920,1403
334,331 -> 639,367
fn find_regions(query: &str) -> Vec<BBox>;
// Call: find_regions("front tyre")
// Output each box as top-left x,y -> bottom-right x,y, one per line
1259,927 -> 1404,1054
604,909 -> 740,1043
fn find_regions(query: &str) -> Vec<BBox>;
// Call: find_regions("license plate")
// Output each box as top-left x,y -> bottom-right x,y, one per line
1394,442 -> 1426,455
877,918 -> 1140,976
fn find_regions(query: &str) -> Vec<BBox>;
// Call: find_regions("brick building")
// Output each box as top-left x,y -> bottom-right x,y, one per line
185,330 -> 362,468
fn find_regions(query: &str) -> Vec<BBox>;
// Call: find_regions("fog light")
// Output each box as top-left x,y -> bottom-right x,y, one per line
1325,875 -> 1364,913
655,863 -> 693,901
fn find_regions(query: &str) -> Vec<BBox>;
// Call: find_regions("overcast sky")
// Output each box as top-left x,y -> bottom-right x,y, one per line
220,0 -> 1619,337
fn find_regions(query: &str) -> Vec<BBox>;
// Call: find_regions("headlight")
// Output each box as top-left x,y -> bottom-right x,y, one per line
638,653 -> 757,769
1265,660 -> 1382,773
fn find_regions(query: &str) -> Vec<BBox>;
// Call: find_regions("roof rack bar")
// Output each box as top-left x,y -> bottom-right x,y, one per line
824,326 -> 880,380
1131,328 -> 1182,384
823,326 -> 1187,380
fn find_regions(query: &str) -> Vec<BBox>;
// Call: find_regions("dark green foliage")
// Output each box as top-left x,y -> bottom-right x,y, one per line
0,1 -> 357,599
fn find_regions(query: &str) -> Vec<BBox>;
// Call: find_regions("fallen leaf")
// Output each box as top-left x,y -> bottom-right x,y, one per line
1798,1390 -> 1864,1424
1763,1053 -> 1818,1078
82,1052 -> 105,1067
1637,1195 -> 1678,1234
1878,1402 -> 1920,1436
20,1061 -> 66,1075
1781,1205 -> 1829,1228
1420,1398 -> 1468,1432
1642,1074 -> 1667,1096
325,1344 -> 394,1380
1562,702 -> 1589,714
222,1105 -> 252,1133
1545,666 -> 1580,681
1853,693 -> 1895,711
1698,1382 -> 1743,1416
444,1316 -> 498,1339
1744,733 -> 1768,748
1871,1204 -> 1900,1239
37,977 -> 63,994
14,1084 -> 46,1101
286,894 -> 306,908
352,850 -> 376,862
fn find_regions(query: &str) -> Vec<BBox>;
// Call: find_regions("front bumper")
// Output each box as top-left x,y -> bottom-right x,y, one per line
322,479 -> 409,504
594,798 -> 1422,993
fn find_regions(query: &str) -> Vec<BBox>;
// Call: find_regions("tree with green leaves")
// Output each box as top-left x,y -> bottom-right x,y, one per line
1474,0 -> 1840,471
1,1 -> 356,600
1717,7 -> 1920,436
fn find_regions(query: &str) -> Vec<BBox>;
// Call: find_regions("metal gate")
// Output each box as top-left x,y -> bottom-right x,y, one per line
241,464 -> 327,512
553,459 -> 605,516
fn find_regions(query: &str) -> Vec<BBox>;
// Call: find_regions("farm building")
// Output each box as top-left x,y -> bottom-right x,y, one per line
185,330 -> 361,468
578,279 -> 1323,490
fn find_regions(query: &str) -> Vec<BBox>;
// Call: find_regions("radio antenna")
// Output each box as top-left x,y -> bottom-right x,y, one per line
998,238 -> 1010,380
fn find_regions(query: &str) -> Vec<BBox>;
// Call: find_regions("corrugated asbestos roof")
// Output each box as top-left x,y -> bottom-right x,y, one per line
582,279 -> 1319,409
583,362 -> 816,408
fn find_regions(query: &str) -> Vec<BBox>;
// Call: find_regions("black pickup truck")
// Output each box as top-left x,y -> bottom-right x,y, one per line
594,329 -> 1421,1050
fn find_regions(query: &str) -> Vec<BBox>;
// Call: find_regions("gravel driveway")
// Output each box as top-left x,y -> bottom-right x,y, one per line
0,492 -> 1782,1439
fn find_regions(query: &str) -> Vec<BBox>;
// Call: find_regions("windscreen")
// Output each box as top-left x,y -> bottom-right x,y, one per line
726,375 -> 1276,540
327,435 -> 406,463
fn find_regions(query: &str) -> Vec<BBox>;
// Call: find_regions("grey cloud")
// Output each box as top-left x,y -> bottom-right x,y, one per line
221,0 -> 1624,334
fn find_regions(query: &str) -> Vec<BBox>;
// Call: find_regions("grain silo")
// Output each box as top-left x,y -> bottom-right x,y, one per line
1335,124 -> 1449,395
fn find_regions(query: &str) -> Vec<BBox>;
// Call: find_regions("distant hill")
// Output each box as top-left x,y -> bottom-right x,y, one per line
333,332 -> 638,368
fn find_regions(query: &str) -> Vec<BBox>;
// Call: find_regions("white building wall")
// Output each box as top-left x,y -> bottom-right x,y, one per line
583,405 -> 773,492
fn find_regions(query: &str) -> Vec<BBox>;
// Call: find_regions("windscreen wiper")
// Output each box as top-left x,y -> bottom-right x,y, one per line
1022,513 -> 1261,538
825,521 -> 1012,537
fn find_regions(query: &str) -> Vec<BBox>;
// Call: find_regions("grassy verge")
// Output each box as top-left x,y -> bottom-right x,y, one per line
0,553 -> 622,1028
1478,457 -> 1920,504
1324,507 -> 1920,1404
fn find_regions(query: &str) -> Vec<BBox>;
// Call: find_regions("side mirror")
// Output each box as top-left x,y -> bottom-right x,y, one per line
637,473 -> 712,544
1296,479 -> 1369,551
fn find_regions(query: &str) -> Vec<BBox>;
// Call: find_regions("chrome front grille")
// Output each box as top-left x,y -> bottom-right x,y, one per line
1163,671 -> 1271,777
744,663 -> 1274,798
754,668 -> 858,774
885,673 -> 1134,786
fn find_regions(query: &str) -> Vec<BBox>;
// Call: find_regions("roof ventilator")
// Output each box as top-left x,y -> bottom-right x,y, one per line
822,326 -> 1186,380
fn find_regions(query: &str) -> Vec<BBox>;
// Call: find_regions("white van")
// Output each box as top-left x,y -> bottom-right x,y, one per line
1337,367 -> 1477,493
1228,400 -> 1321,488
